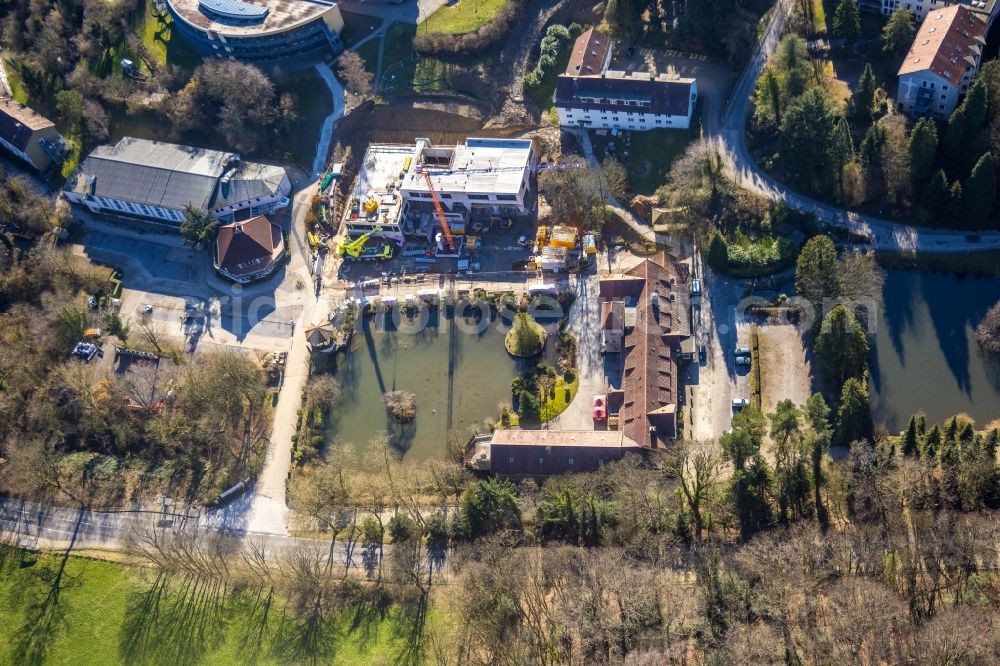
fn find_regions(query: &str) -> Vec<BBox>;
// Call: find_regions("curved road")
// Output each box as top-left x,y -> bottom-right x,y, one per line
712,0 -> 1000,253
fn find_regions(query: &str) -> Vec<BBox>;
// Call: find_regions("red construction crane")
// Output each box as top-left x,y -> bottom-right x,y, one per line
422,171 -> 456,253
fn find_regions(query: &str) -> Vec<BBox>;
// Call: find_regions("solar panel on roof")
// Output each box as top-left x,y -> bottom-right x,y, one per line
199,0 -> 268,20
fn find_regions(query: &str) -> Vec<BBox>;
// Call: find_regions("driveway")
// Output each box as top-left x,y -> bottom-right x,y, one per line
547,273 -> 615,431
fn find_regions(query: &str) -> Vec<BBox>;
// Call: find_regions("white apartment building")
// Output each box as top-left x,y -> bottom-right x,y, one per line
64,137 -> 290,225
555,71 -> 698,131
554,29 -> 697,132
343,137 -> 536,244
896,5 -> 986,117
867,0 -> 997,29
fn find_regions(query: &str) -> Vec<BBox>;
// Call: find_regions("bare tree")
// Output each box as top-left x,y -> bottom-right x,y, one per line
337,51 -> 373,96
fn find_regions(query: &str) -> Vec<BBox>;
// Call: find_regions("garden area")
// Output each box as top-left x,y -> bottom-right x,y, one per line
591,126 -> 697,195
420,0 -> 510,34
509,318 -> 579,424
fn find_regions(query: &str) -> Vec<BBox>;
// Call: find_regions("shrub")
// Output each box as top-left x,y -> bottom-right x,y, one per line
383,390 -> 417,422
564,368 -> 577,384
977,300 -> 1000,353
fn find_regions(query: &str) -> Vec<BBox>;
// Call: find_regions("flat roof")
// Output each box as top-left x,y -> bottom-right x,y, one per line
342,143 -> 412,227
168,0 -> 337,37
491,429 -> 641,449
401,137 -> 533,196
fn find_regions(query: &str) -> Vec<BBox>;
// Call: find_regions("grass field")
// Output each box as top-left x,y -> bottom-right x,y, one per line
340,10 -> 383,48
591,125 -> 697,195
380,22 -> 452,94
420,0 -> 508,34
0,547 -> 450,665
540,374 -> 580,422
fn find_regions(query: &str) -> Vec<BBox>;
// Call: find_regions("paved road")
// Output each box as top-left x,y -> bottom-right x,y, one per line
547,274 -> 610,430
712,0 -> 1000,253
244,185 -> 329,535
0,497 -> 373,569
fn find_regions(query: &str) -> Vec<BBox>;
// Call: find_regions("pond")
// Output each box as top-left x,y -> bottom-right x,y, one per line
870,269 -> 1000,432
324,305 -> 561,461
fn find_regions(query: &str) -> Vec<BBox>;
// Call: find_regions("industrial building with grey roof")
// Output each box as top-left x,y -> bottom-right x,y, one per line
64,137 -> 291,226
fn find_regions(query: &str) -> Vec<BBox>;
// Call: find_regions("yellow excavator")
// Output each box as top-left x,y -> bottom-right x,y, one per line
336,225 -> 393,261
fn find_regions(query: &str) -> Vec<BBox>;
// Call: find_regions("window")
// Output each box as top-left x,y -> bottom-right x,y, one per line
508,457 -> 515,464
468,194 -> 489,201
568,458 -> 574,465
496,194 -> 517,201
538,457 -> 544,464
440,193 -> 452,199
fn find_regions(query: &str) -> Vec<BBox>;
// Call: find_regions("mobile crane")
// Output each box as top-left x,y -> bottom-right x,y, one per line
336,226 -> 393,261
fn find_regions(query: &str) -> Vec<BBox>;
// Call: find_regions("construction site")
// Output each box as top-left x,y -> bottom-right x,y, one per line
302,131 -> 596,284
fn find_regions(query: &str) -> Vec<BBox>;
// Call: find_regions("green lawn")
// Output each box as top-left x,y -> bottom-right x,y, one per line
540,374 -> 580,422
0,548 -> 449,665
135,0 -> 202,72
380,22 -> 452,94
340,10 -> 383,48
420,0 -> 509,34
355,37 -> 381,75
591,126 -> 697,195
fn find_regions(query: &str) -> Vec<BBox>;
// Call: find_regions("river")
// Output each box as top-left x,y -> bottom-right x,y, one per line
870,269 -> 1000,432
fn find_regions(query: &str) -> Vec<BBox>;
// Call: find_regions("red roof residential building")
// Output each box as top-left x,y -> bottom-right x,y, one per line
896,5 -> 986,118
566,28 -> 613,77
600,252 -> 690,447
214,215 -> 284,283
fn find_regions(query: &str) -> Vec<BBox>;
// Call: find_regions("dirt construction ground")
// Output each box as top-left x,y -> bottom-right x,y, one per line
757,324 -> 812,414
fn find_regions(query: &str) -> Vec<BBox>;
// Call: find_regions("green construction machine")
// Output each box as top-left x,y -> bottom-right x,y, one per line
336,226 -> 393,261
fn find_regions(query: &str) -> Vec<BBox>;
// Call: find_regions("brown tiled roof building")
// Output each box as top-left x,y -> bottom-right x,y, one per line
566,28 -> 613,77
214,215 -> 284,283
0,98 -> 65,173
600,253 -> 690,447
896,6 -> 986,118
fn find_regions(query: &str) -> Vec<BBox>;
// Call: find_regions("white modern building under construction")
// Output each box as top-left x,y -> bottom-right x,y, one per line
342,137 -> 536,244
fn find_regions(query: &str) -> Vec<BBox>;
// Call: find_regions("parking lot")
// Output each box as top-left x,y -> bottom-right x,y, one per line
76,216 -> 311,357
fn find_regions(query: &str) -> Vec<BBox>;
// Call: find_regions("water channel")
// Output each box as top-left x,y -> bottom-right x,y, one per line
870,269 -> 1000,432
325,306 -> 560,461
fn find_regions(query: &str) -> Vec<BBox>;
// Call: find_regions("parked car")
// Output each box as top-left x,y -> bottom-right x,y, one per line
732,398 -> 750,410
698,344 -> 707,364
690,278 -> 701,296
592,395 -> 607,423
734,346 -> 751,357
735,356 -> 751,366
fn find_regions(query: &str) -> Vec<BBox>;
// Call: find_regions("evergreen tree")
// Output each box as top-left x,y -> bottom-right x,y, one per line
859,124 -> 885,167
902,414 -> 920,456
908,117 -> 939,183
946,180 -> 965,225
943,104 -> 970,164
854,63 -> 878,119
964,152 -> 997,226
830,116 -> 855,193
815,305 -> 870,387
833,0 -> 861,49
963,80 -> 989,134
806,393 -> 832,526
795,234 -> 839,311
780,88 -> 836,189
882,7 -> 915,55
705,231 -> 729,270
457,478 -> 522,540
180,205 -> 219,251
754,66 -> 783,127
731,454 -> 773,538
834,377 -> 875,447
922,424 -> 942,459
923,169 -> 951,214
605,0 -> 643,42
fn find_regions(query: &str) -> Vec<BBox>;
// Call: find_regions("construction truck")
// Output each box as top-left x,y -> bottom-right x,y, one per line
336,226 -> 393,261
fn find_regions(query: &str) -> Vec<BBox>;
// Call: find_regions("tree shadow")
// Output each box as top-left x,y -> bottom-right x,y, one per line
119,571 -> 230,665
393,587 -> 431,666
12,513 -> 84,666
